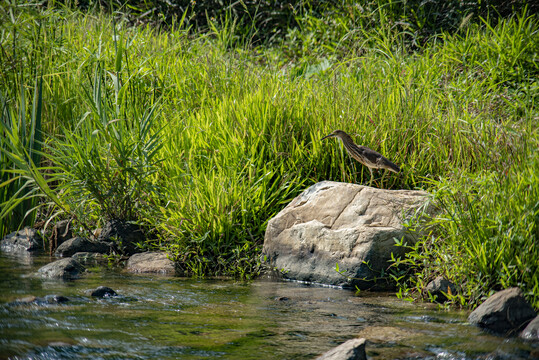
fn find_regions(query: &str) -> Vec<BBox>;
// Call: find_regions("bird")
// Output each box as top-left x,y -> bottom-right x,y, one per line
321,129 -> 400,187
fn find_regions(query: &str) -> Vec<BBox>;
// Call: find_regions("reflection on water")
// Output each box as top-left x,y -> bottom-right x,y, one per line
0,253 -> 536,359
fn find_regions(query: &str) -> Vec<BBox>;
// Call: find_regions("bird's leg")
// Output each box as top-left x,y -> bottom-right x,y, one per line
368,168 -> 374,187
380,170 -> 387,189
350,161 -> 357,184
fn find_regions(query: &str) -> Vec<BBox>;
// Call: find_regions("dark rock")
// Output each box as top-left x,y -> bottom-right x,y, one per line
52,220 -> 73,247
425,276 -> 457,302
1,227 -> 42,253
316,338 -> 367,360
45,295 -> 70,303
98,219 -> 145,256
55,237 -> 111,257
520,315 -> 539,342
126,252 -> 177,275
90,286 -> 117,298
468,287 -> 536,335
37,258 -> 85,280
262,181 -> 431,288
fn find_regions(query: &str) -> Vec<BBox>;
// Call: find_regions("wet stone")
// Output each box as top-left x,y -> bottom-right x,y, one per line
90,286 -> 117,298
520,315 -> 539,342
37,258 -> 85,280
44,295 -> 70,303
55,237 -> 111,258
10,295 -> 69,306
316,338 -> 367,360
425,276 -> 457,302
468,287 -> 536,335
1,227 -> 42,254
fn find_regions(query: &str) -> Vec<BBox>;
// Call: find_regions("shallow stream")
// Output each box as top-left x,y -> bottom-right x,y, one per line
0,253 -> 536,359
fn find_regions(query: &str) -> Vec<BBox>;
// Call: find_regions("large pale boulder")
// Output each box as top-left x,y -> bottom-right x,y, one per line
263,181 -> 431,288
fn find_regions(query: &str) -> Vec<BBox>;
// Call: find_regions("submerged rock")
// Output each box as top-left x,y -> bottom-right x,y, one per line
126,252 -> 177,275
72,252 -> 107,265
520,315 -> 539,342
10,295 -> 69,306
263,181 -> 431,288
316,338 -> 366,360
37,258 -> 85,280
98,219 -> 145,256
89,286 -> 117,298
425,276 -> 457,302
357,326 -> 421,343
1,227 -> 42,254
55,237 -> 111,257
468,287 -> 536,335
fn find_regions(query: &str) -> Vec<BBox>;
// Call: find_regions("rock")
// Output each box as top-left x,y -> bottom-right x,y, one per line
55,237 -> 111,257
520,315 -> 539,341
357,326 -> 421,343
37,258 -> 85,280
425,276 -> 457,302
52,220 -> 73,248
1,227 -> 42,254
263,181 -> 431,288
98,219 -> 145,256
468,287 -> 536,335
90,286 -> 117,298
47,341 -> 74,347
10,295 -> 69,306
126,252 -> 177,275
14,296 -> 38,304
316,338 -> 367,360
45,295 -> 70,303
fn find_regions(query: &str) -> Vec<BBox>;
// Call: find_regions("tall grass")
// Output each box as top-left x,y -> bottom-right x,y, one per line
0,77 -> 43,236
392,154 -> 539,309
0,2 -> 537,305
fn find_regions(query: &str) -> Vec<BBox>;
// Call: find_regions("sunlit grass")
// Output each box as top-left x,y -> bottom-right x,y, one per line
0,3 -> 537,306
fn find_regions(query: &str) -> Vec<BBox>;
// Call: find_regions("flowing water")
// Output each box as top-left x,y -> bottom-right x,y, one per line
0,253 -> 536,360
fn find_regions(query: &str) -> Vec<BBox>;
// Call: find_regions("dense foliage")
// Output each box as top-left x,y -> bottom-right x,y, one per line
1,1 -> 537,307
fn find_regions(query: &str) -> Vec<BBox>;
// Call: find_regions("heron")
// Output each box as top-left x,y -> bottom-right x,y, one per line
321,129 -> 400,186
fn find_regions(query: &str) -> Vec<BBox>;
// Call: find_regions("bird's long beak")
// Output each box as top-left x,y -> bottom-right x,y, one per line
321,134 -> 333,141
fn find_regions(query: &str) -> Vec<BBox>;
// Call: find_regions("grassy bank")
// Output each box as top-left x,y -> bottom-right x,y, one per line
1,2 -> 537,307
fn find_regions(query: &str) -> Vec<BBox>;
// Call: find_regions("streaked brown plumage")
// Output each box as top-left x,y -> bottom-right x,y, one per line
321,129 -> 400,186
